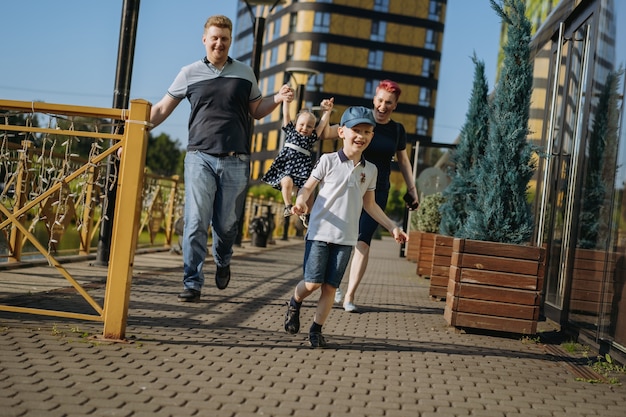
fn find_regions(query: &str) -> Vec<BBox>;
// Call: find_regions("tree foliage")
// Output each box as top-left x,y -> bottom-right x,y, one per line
439,54 -> 490,237
145,132 -> 183,176
462,0 -> 535,244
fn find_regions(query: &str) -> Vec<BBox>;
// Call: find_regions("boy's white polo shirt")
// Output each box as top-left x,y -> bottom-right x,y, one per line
305,149 -> 378,246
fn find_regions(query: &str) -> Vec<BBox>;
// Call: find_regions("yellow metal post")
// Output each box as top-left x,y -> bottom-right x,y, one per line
102,99 -> 151,340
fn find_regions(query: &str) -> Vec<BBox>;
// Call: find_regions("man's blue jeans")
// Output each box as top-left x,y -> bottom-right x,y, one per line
182,151 -> 250,291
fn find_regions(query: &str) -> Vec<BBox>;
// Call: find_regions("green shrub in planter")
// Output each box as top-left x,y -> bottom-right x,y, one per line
414,192 -> 445,233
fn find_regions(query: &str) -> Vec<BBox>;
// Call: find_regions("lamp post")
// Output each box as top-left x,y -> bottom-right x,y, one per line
95,0 -> 140,266
235,0 -> 284,246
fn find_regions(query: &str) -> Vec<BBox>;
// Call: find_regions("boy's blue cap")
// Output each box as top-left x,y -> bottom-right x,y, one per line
340,106 -> 376,128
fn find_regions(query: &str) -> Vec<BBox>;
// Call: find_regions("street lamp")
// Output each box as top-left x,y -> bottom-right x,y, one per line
95,0 -> 141,266
236,0 -> 284,246
285,66 -> 320,113
244,0 -> 284,79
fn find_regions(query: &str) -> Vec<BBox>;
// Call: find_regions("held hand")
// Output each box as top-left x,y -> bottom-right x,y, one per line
319,97 -> 334,112
392,227 -> 408,244
275,84 -> 295,103
291,202 -> 307,216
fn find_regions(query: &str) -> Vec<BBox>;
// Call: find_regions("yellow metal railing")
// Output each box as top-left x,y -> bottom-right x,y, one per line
0,98 -> 151,340
0,98 -> 307,340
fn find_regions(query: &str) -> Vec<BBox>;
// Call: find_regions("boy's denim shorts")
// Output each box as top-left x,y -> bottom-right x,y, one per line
303,240 -> 354,288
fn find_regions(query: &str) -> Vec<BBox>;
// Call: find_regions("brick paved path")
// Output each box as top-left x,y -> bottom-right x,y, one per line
1,238 -> 625,416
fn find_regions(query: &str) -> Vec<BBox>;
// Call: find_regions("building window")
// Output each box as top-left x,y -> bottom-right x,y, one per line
286,41 -> 294,60
368,50 -> 384,70
269,46 -> 279,67
313,12 -> 330,33
289,12 -> 297,32
374,0 -> 389,12
371,20 -> 387,42
429,0 -> 442,21
365,79 -> 380,98
421,58 -> 433,77
310,42 -> 327,62
425,29 -> 437,50
416,116 -> 429,135
419,88 -> 431,106
307,73 -> 324,92
272,18 -> 281,38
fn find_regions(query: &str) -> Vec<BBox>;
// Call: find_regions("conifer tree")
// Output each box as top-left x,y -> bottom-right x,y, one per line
461,0 -> 535,244
439,55 -> 490,237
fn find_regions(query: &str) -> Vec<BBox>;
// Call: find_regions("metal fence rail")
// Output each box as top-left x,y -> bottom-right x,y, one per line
0,98 -> 151,339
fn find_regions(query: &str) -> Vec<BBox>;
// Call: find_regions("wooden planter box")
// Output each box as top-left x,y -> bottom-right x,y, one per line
569,248 -> 615,315
430,235 -> 454,300
444,238 -> 545,335
405,231 -> 421,262
416,232 -> 437,277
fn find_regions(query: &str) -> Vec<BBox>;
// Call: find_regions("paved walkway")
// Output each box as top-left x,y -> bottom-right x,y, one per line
1,237 -> 625,417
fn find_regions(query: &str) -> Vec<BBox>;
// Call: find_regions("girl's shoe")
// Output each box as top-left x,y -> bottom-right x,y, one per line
283,205 -> 293,217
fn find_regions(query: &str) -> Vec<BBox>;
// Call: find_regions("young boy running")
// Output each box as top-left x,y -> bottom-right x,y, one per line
285,106 -> 408,348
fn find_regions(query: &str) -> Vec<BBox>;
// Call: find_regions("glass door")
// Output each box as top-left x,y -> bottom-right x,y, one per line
541,20 -> 592,323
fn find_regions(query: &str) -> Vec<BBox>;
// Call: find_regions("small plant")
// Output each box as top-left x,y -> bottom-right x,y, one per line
412,192 -> 445,233
561,340 -> 590,355
589,354 -> 626,385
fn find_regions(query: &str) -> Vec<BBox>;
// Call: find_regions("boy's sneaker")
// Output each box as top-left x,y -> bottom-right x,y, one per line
308,332 -> 327,349
299,214 -> 309,228
284,303 -> 300,334
334,288 -> 343,304
283,205 -> 293,217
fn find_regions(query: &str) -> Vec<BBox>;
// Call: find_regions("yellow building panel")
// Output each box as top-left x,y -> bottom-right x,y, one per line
267,130 -> 279,152
262,159 -> 274,175
327,45 -> 369,67
292,40 -> 313,61
330,15 -> 371,38
389,0 -> 427,17
383,53 -> 422,74
326,75 -> 366,97
386,24 -> 426,47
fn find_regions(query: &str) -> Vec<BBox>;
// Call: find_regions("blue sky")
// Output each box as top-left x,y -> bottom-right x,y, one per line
0,0 -> 501,147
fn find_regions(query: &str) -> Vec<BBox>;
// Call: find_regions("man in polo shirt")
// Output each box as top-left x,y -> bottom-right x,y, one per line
150,15 -> 293,302
284,106 -> 408,348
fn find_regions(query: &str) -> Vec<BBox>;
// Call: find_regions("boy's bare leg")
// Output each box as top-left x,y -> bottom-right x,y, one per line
293,280 -> 320,303
312,283 -> 338,325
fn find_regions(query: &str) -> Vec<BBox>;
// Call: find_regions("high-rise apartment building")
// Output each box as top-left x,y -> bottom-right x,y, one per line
231,0 -> 446,186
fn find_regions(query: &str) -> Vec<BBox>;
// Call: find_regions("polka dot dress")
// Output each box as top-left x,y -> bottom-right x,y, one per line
261,122 -> 318,189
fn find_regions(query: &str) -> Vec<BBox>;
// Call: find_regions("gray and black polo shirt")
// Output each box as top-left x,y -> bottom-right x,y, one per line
167,56 -> 262,154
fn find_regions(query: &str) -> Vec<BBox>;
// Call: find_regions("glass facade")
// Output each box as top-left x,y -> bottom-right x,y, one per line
530,0 -> 626,361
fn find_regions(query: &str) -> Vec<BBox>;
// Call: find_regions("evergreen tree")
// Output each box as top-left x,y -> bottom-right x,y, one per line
145,132 -> 183,176
578,70 -> 622,249
439,55 -> 490,237
462,0 -> 535,244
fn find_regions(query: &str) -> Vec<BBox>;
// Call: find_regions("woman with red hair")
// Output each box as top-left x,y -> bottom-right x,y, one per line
335,79 -> 419,312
